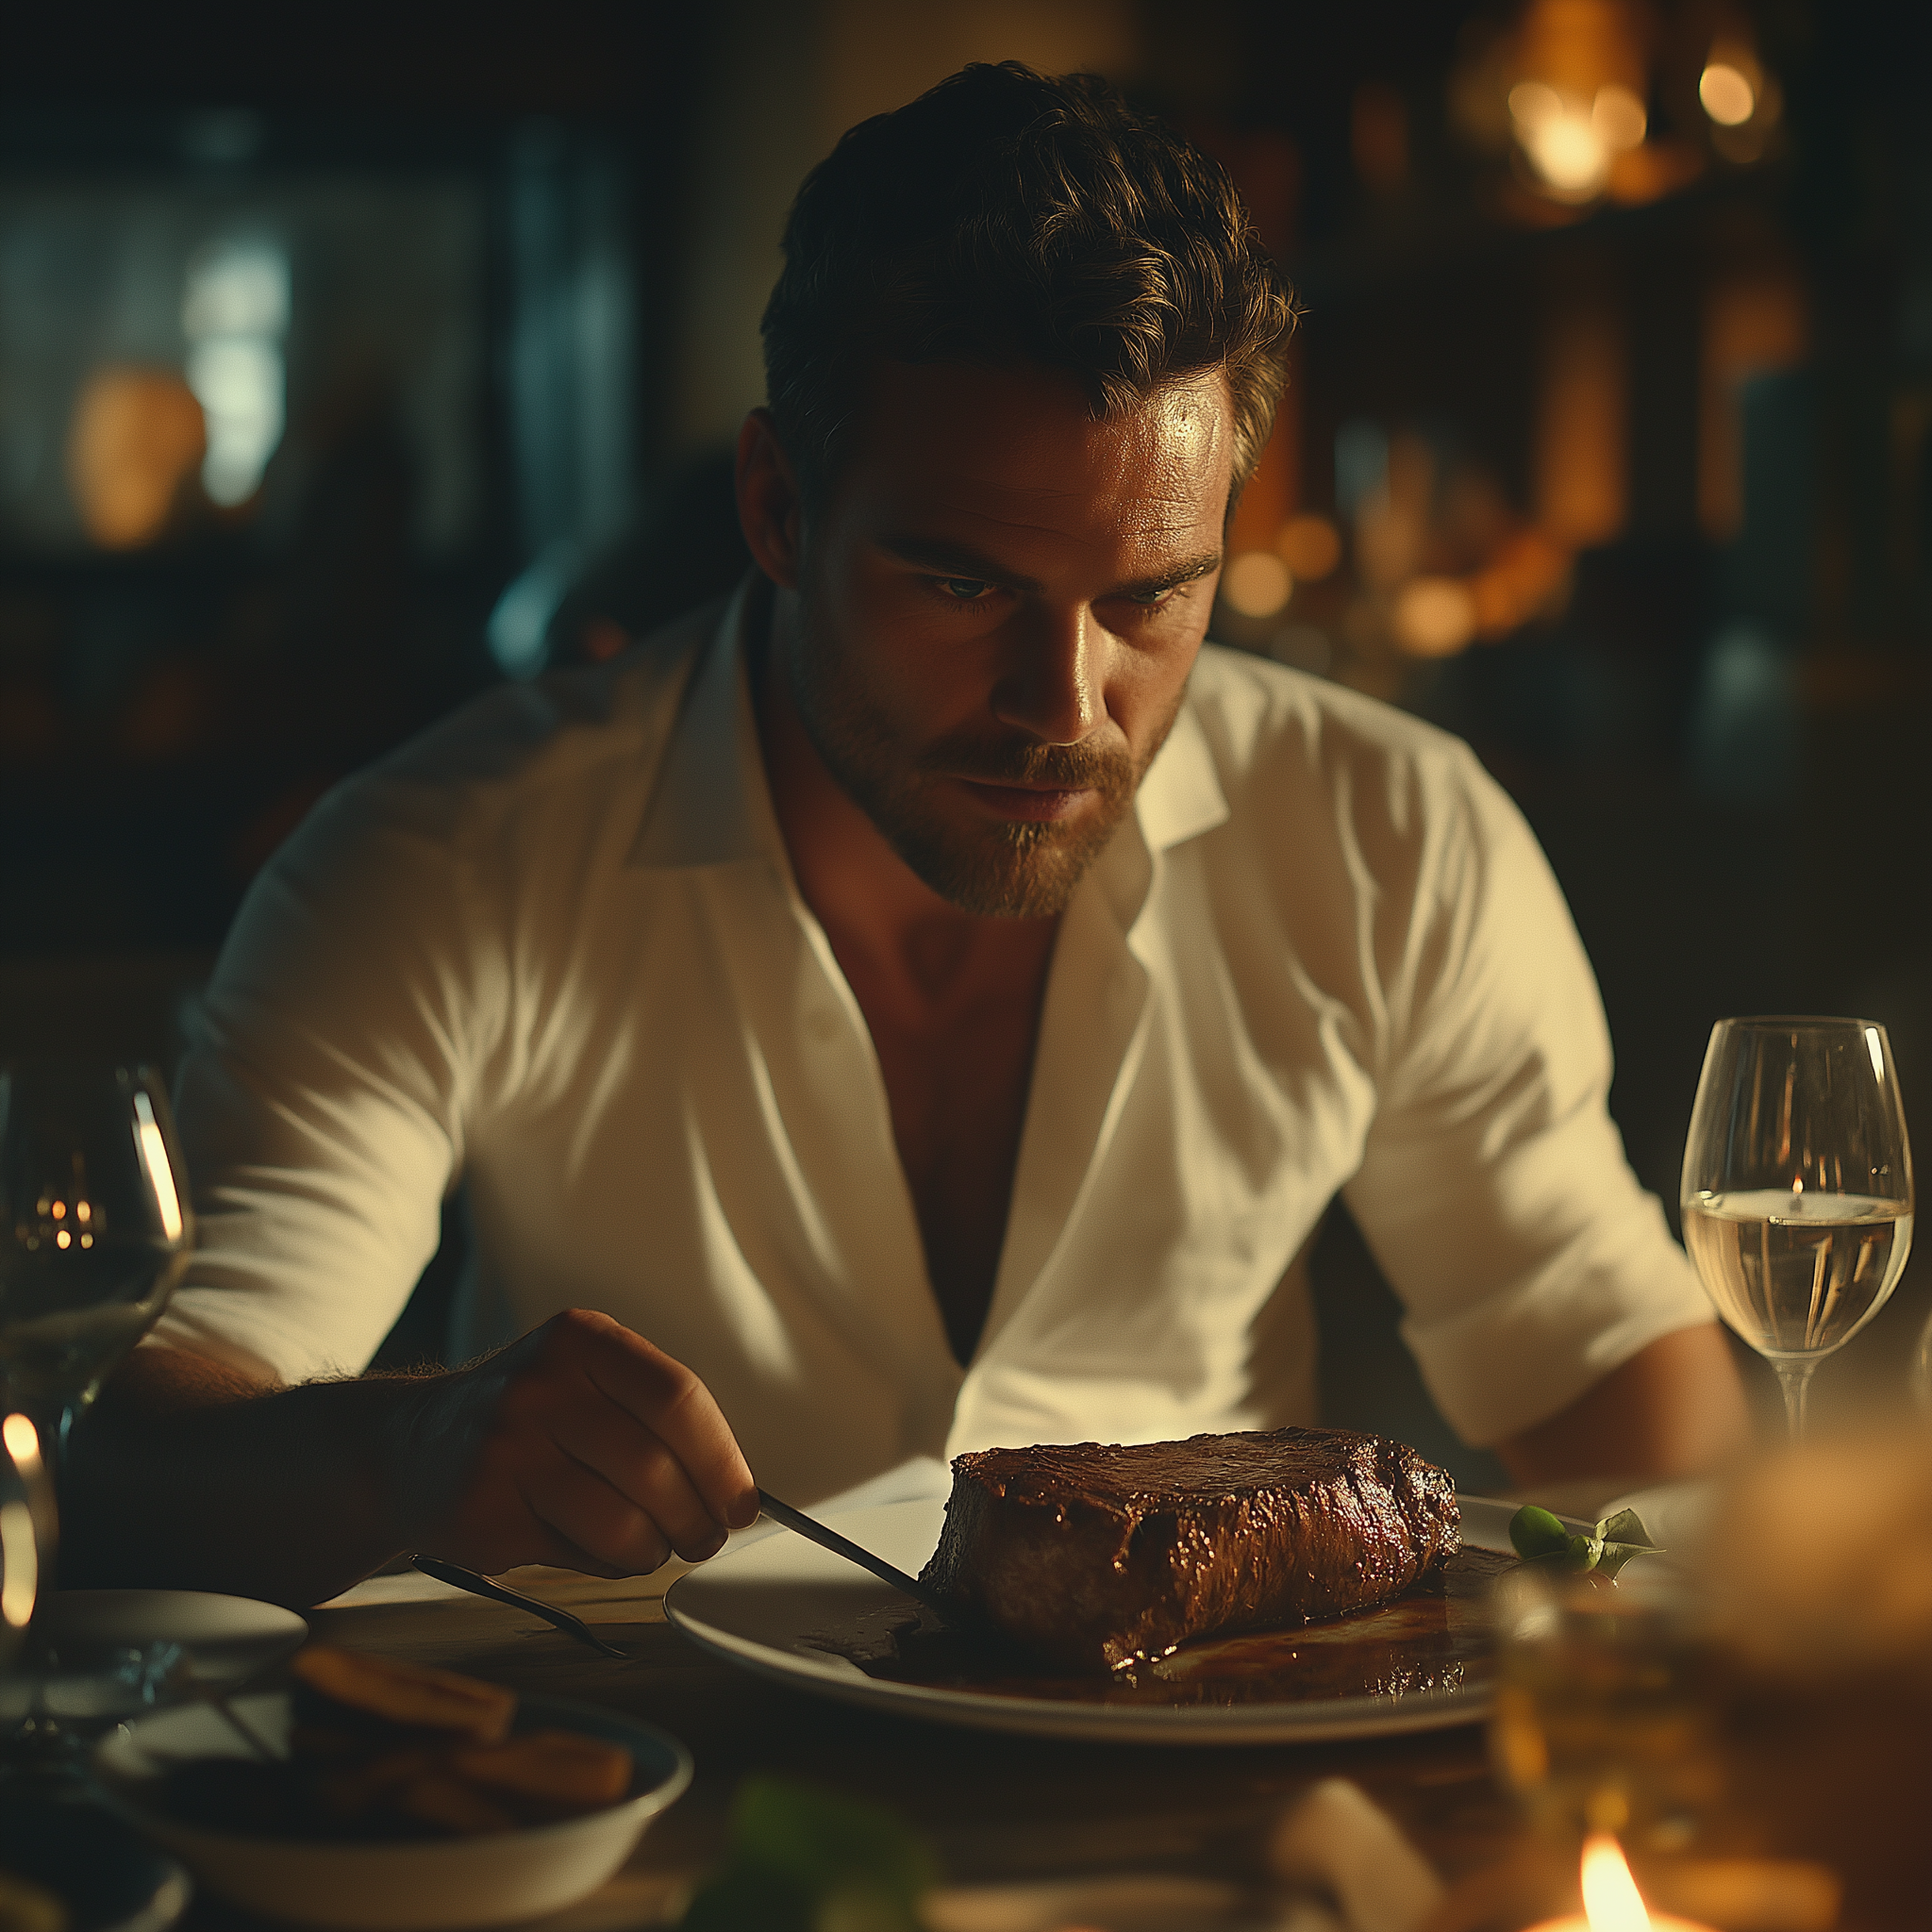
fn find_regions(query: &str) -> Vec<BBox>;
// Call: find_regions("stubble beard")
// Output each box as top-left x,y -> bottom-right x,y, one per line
787,592 -> 1182,920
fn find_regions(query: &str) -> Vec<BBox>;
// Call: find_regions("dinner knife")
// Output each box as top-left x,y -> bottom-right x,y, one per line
756,1488 -> 961,1624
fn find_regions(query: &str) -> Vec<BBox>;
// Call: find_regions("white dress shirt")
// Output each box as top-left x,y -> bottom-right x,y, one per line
154,580 -> 1710,1505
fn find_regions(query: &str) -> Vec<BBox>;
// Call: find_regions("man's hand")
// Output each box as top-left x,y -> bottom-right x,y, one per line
394,1309 -> 759,1576
65,1313 -> 759,1607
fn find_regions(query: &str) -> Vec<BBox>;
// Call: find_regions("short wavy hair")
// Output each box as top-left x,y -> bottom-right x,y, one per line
761,62 -> 1298,511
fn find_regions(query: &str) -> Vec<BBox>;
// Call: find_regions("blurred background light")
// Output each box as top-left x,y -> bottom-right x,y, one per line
1590,82 -> 1646,151
63,367 -> 206,549
488,542 -> 578,679
1700,60 -> 1757,127
1278,514 -> 1341,583
181,240 -> 289,508
1509,81 -> 1612,199
1223,549 -> 1293,618
1391,577 -> 1478,658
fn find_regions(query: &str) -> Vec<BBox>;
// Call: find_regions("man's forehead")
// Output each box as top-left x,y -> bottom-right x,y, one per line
845,359 -> 1232,545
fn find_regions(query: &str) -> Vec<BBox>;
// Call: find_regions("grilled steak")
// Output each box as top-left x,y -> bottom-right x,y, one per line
919,1426 -> 1459,1672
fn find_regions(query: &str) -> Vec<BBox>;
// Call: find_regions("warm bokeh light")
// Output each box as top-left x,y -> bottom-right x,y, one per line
0,1414 -> 41,1473
1580,1832 -> 1650,1931
1699,62 -> 1756,127
64,365 -> 207,548
1509,81 -> 1612,199
1278,514 -> 1342,582
1223,551 -> 1293,619
1392,577 -> 1477,658
1591,84 -> 1647,152
1469,528 -> 1574,639
0,1499 -> 35,1629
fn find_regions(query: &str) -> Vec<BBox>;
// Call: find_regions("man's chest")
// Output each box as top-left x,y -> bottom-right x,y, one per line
475,861 -> 1379,1336
828,923 -> 1058,1361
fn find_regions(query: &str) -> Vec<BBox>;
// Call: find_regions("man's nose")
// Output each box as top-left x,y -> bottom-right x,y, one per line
991,603 -> 1104,745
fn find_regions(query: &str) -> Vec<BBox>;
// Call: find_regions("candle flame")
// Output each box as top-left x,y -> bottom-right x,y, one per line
1581,1833 -> 1651,1932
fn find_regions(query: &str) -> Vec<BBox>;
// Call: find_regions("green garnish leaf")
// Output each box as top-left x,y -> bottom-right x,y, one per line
680,1776 -> 936,1932
1507,1504 -> 1663,1579
1597,1508 -> 1655,1550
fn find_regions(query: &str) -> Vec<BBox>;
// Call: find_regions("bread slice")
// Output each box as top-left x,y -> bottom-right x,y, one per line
289,1646 -> 516,1743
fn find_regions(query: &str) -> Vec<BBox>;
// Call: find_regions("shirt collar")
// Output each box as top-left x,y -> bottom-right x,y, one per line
629,575 -> 1230,871
628,575 -> 784,871
1132,690 -> 1228,855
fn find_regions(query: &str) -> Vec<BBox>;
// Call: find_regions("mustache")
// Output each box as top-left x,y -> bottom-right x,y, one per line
916,731 -> 1135,791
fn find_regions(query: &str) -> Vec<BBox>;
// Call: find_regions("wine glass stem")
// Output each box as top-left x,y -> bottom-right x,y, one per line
1774,1361 -> 1818,1443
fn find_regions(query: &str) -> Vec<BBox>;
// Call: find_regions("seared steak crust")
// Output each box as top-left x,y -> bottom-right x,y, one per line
919,1427 -> 1460,1672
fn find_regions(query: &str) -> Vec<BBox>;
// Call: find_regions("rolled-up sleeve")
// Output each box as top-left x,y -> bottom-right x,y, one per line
1341,746 -> 1712,1445
151,778 -> 495,1387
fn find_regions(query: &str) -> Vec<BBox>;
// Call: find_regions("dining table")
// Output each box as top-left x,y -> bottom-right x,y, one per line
137,1480 -> 1632,1932
150,1472 -> 1928,1932
296,1562 -> 1508,1930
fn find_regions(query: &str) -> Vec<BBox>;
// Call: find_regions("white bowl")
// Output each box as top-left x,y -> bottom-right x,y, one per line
95,1690 -> 692,1930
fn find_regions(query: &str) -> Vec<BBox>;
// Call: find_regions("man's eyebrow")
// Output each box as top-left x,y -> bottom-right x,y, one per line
1116,550 -> 1223,598
878,536 -> 1223,600
879,535 -> 1046,595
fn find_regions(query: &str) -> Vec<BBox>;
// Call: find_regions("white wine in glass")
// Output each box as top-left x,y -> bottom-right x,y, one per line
1681,1017 -> 1914,1441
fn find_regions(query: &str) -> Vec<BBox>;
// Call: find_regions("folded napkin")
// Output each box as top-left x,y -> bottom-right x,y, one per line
921,1779 -> 1441,1932
1268,1780 -> 1444,1932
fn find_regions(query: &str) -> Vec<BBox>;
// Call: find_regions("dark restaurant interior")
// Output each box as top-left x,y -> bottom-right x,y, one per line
6,3 -> 1932,1926
8,0 -> 1926,1477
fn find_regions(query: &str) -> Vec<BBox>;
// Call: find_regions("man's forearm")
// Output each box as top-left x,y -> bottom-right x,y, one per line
1494,1323 -> 1751,1489
61,1345 -> 422,1607
59,1312 -> 759,1608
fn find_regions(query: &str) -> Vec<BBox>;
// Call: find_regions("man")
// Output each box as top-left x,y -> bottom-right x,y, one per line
70,65 -> 1745,1607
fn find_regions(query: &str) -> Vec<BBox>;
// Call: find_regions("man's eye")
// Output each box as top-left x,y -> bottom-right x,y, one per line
934,577 -> 996,602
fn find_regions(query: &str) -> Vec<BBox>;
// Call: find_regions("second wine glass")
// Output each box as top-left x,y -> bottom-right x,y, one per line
0,1061 -> 195,1581
1680,1016 -> 1915,1441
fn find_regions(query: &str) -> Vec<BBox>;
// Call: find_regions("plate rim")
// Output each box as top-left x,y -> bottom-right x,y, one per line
665,1491 -> 1545,1746
33,1587 -> 309,1690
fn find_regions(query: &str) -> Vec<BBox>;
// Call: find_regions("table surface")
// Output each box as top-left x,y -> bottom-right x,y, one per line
288,1549 -> 1541,1931
157,1475 -> 1929,1931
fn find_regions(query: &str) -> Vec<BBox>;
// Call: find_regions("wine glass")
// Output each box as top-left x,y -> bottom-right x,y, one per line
0,1060 -> 194,1593
1681,1017 -> 1915,1441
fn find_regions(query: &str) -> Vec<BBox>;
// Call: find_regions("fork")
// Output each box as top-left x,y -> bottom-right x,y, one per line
409,1556 -> 633,1660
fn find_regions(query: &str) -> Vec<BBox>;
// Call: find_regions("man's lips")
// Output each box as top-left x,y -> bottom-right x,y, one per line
949,774 -> 1095,822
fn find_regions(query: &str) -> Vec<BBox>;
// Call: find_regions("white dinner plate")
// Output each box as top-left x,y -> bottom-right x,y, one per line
665,1493 -> 1534,1745
40,1589 -> 308,1682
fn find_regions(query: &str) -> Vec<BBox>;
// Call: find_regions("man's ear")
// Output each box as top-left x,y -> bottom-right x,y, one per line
736,408 -> 805,590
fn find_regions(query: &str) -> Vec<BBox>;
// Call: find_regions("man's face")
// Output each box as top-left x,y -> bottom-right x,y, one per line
785,360 -> 1232,918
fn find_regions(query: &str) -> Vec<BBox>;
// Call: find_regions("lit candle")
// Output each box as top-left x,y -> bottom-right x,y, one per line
1524,1833 -> 1718,1932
